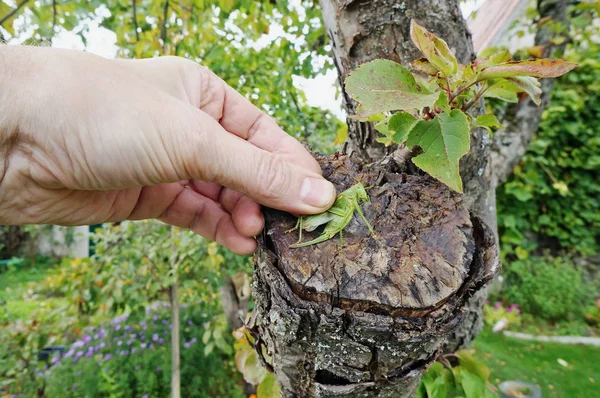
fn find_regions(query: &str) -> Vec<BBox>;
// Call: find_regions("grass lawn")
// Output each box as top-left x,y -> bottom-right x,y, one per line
0,258 -> 65,320
474,327 -> 599,398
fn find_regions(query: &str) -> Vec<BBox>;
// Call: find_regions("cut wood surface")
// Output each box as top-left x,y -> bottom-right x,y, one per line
251,153 -> 500,397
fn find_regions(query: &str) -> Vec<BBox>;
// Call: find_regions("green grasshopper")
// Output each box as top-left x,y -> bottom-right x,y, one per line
287,182 -> 376,248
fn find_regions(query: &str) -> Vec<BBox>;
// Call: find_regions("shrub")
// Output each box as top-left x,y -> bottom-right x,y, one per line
502,255 -> 594,322
44,305 -> 245,397
497,46 -> 600,257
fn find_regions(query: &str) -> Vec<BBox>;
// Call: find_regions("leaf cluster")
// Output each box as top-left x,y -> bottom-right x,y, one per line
417,350 -> 497,398
344,20 -> 576,192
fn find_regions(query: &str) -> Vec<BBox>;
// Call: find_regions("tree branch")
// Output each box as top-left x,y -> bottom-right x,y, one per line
0,0 -> 30,27
491,0 -> 570,186
132,0 -> 139,42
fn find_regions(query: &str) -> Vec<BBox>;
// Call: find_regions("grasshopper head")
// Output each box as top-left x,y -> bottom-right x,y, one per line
356,183 -> 370,202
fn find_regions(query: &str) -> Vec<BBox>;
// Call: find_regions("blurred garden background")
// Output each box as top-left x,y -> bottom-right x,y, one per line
1,0 -> 599,397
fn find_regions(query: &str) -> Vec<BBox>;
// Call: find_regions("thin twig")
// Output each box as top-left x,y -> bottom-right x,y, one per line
132,0 -> 139,42
0,0 -> 30,27
161,0 -> 169,54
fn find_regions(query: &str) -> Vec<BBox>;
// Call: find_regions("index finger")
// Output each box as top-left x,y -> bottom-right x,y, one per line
195,66 -> 323,175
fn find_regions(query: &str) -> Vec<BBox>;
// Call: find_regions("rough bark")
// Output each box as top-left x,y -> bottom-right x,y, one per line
250,1 -> 502,396
251,154 -> 499,397
491,0 -> 571,186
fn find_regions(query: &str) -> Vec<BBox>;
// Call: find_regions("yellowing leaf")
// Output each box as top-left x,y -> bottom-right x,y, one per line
333,123 -> 348,145
406,110 -> 470,192
478,59 -> 577,80
410,20 -> 458,77
345,59 -> 440,118
257,373 -> 281,398
527,45 -> 546,58
475,114 -> 502,130
411,57 -> 439,76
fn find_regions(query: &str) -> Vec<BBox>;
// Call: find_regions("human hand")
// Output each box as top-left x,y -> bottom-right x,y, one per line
0,45 -> 337,254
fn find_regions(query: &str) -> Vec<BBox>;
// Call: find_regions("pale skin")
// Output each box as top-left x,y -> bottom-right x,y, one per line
0,45 -> 337,255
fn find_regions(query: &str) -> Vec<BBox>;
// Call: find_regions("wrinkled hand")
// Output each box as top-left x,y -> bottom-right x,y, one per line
0,46 -> 336,255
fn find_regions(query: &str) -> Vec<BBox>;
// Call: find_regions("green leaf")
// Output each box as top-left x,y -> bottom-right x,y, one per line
243,350 -> 269,385
507,76 -> 542,106
483,80 -> 521,103
475,114 -> 502,131
406,110 -> 470,192
388,112 -> 418,144
412,57 -> 440,76
345,59 -> 440,118
477,59 -> 577,80
456,350 -> 491,382
410,20 -> 458,77
435,91 -> 451,113
460,370 -> 486,398
257,373 -> 281,398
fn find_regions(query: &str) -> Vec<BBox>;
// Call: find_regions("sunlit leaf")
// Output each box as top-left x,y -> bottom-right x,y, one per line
410,20 -> 458,77
345,59 -> 440,118
406,110 -> 470,192
257,373 -> 281,398
456,350 -> 491,382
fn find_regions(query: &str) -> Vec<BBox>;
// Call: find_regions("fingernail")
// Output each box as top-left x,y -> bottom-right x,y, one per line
300,177 -> 336,208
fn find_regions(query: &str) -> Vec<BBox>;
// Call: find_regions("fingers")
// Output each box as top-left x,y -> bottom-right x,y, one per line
174,109 -> 337,214
218,188 -> 264,237
158,187 -> 257,255
189,65 -> 324,175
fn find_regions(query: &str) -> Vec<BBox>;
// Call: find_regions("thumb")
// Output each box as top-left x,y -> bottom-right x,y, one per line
175,108 -> 337,214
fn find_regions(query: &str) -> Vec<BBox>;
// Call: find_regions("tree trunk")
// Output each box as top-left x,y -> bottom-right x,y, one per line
250,1 -> 501,396
170,282 -> 181,398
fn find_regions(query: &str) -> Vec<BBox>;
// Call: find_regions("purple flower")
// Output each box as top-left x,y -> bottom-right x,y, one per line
117,340 -> 123,346
77,370 -> 82,376
51,356 -> 61,365
115,325 -> 121,331
83,335 -> 91,344
190,337 -> 197,344
142,395 -> 149,398
135,365 -> 141,371
184,342 -> 191,349
156,366 -> 162,372
494,301 -> 502,310
120,350 -> 129,356
103,353 -> 112,361
141,343 -> 147,349
76,351 -> 84,358
158,338 -> 164,344
187,320 -> 193,326
162,320 -> 167,325
125,325 -> 132,331
127,341 -> 133,346
152,315 -> 158,321
86,351 -> 94,358
152,333 -> 159,341
72,384 -> 78,391
73,341 -> 84,349
149,343 -> 155,350
131,348 -> 137,354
